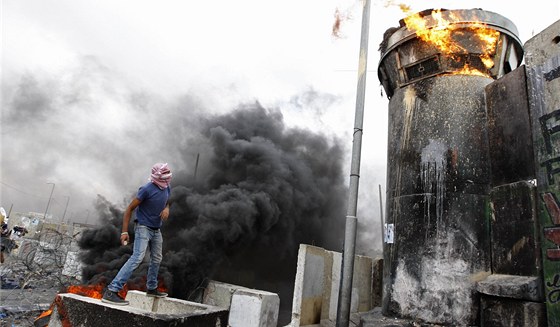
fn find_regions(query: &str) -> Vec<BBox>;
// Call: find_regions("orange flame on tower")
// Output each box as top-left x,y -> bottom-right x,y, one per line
398,6 -> 500,77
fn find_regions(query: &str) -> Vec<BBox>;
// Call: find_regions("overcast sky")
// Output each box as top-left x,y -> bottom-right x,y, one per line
1,0 -> 559,253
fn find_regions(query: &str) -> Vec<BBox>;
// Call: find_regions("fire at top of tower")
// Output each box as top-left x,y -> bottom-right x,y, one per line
378,8 -> 524,98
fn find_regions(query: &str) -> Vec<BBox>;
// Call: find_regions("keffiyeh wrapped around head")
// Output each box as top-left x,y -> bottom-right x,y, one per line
150,163 -> 172,189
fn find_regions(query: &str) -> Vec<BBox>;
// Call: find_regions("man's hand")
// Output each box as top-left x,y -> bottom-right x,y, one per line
120,233 -> 129,246
160,206 -> 170,221
121,198 -> 141,246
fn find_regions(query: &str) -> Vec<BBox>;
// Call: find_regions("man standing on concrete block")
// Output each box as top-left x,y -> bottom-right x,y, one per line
102,163 -> 172,305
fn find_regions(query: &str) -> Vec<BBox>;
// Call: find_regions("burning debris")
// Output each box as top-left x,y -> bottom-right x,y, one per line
332,8 -> 343,38
332,7 -> 353,39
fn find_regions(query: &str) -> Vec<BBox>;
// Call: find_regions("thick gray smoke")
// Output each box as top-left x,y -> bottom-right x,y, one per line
0,57 -> 209,220
78,103 -> 347,311
2,59 -> 355,316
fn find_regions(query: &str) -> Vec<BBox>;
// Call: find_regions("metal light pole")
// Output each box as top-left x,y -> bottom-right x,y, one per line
43,182 -> 55,220
379,184 -> 385,251
194,153 -> 200,181
59,195 -> 70,232
7,204 -> 13,218
62,196 -> 70,222
336,0 -> 371,326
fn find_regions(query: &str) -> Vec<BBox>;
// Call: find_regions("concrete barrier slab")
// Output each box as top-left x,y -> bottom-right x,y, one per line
229,289 -> 280,327
47,293 -> 228,327
371,258 -> 383,307
289,245 -> 329,326
126,290 -> 214,314
481,295 -> 546,327
202,280 -> 242,308
476,274 -> 544,302
353,255 -> 373,312
288,244 -> 375,326
327,251 -> 340,321
125,290 -> 157,311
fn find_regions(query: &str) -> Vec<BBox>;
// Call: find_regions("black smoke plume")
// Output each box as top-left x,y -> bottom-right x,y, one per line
79,103 -> 347,310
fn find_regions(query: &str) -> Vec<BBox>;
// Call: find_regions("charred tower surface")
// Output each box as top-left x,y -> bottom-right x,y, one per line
377,9 -> 523,325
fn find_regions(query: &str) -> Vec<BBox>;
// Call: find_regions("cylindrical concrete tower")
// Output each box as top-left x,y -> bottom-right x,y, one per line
378,9 -> 523,325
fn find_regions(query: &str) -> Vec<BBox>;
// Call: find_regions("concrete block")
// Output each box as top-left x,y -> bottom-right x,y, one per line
47,293 -> 228,327
126,290 -> 157,311
353,255 -> 373,312
202,280 -> 240,308
125,290 -> 214,314
489,182 -> 541,276
228,288 -> 279,327
476,274 -> 544,302
156,296 -> 217,315
320,249 -> 334,322
327,251 -> 371,320
481,295 -> 546,327
291,244 -> 329,326
202,281 -> 281,327
371,257 -> 383,307
326,250 -> 340,321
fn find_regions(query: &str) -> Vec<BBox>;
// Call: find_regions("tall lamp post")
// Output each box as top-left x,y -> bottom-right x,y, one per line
43,182 -> 55,220
336,0 -> 371,326
57,195 -> 70,232
62,196 -> 70,222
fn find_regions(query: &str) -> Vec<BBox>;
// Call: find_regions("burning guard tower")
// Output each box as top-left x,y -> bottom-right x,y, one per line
376,8 -> 560,327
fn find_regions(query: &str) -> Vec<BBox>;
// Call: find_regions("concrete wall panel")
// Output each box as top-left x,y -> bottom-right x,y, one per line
353,255 -> 373,312
485,66 -> 535,186
525,18 -> 560,326
327,250 -> 341,321
300,245 -> 327,325
287,244 -> 374,326
489,182 -> 541,276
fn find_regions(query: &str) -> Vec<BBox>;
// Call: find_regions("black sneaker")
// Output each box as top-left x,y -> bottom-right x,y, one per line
101,289 -> 129,305
146,289 -> 168,298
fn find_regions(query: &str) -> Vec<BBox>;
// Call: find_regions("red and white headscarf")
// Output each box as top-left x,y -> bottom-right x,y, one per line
150,163 -> 172,189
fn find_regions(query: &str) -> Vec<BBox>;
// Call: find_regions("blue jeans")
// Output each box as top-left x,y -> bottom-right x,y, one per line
108,225 -> 163,292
